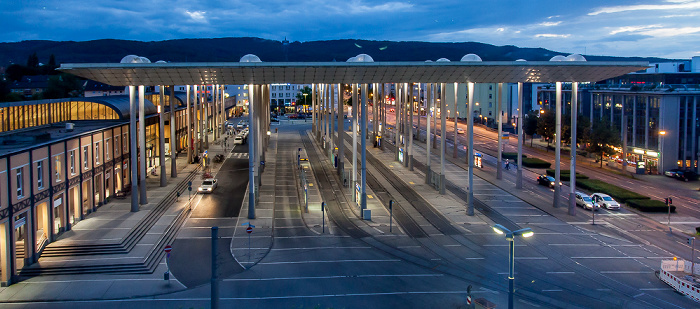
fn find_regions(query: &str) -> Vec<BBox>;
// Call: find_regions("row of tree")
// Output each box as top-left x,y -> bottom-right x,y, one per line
523,110 -> 620,167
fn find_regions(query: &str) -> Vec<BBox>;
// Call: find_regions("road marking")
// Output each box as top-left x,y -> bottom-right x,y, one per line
223,274 -> 445,281
600,271 -> 654,274
465,257 -> 485,260
270,246 -> 371,251
571,256 -> 647,259
257,259 -> 401,265
546,271 -> 575,274
398,246 -> 421,249
639,288 -> 673,291
541,289 -> 563,292
516,257 -> 548,260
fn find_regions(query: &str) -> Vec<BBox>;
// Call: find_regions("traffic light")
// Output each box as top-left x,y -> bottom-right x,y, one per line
688,237 -> 694,245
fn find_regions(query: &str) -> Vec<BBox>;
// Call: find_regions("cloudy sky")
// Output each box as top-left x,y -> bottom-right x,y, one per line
3,0 -> 700,59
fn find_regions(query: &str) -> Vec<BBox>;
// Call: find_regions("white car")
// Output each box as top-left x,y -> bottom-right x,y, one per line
591,193 -> 621,210
575,192 -> 598,211
198,178 -> 218,193
233,136 -> 244,144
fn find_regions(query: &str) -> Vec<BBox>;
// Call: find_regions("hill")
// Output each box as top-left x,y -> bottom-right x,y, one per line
0,37 -> 672,65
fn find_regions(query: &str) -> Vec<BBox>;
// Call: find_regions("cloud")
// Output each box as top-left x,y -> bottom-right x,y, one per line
609,25 -> 661,35
185,10 -> 208,23
535,33 -> 570,38
539,21 -> 561,27
347,1 -> 414,14
589,0 -> 700,15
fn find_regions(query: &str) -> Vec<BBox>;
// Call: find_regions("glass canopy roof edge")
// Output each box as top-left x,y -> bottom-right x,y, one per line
59,61 -> 650,86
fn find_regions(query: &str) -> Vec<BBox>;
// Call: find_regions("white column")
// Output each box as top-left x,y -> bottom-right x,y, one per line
569,82 -> 578,216
248,84 -> 256,219
453,82 -> 458,159
440,83 -> 446,195
158,86 -> 166,187
554,82 -> 562,209
394,83 -> 400,161
426,83 -> 432,184
186,85 -> 192,164
497,83 -> 503,179
312,84 -> 317,138
337,84 -> 345,176
361,84 -> 368,213
138,85 -> 147,205
467,82 -> 475,215
169,86 -> 177,177
129,86 -> 139,212
352,83 -> 358,201
204,85 -> 209,149
516,83 -> 523,189
409,82 -> 414,170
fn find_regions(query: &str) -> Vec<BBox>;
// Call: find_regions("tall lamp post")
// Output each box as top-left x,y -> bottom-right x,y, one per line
659,130 -> 666,174
492,224 -> 534,309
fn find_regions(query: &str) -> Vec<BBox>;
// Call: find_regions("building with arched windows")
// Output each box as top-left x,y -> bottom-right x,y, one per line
0,92 -> 235,285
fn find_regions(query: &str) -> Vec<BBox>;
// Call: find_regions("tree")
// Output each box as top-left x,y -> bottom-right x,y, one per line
586,118 -> 621,167
561,115 -> 591,146
43,73 -> 83,99
27,52 -> 39,68
536,109 -> 556,149
523,111 -> 539,147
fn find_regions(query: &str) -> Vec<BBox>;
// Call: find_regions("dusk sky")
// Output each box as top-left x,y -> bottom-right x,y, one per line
3,0 -> 700,59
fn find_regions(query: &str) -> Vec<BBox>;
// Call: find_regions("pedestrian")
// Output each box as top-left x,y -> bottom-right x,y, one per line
505,159 -> 510,170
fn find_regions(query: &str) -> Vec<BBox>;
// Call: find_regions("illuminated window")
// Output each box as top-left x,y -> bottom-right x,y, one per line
37,161 -> 43,189
16,167 -> 24,198
95,142 -> 100,165
83,146 -> 89,169
70,150 -> 76,175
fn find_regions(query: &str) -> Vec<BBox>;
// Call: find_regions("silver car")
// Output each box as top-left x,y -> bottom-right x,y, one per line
591,193 -> 621,210
575,192 -> 598,211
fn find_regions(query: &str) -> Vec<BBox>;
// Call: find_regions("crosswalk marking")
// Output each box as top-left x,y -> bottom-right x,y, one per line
229,153 -> 249,159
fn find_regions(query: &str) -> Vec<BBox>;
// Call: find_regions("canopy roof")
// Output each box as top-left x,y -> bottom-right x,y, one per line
59,61 -> 649,86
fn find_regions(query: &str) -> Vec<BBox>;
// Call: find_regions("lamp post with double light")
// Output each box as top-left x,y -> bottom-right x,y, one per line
492,224 -> 534,309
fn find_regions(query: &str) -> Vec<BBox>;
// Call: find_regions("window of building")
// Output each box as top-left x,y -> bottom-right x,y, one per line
37,161 -> 43,189
83,146 -> 89,169
123,134 -> 128,152
55,156 -> 61,182
115,136 -> 120,156
95,142 -> 100,165
70,150 -> 76,175
489,94 -> 492,99
105,139 -> 110,160
286,86 -> 290,90
16,167 -> 23,198
244,93 -> 248,97
489,85 -> 493,90
286,93 -> 290,97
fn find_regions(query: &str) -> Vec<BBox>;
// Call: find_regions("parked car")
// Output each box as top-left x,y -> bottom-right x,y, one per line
198,178 -> 218,193
457,128 -> 465,134
665,169 -> 699,181
575,192 -> 598,211
591,193 -> 621,210
536,174 -> 561,188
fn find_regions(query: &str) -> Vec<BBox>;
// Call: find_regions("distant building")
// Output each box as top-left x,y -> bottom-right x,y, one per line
9,76 -> 49,99
83,80 -> 126,97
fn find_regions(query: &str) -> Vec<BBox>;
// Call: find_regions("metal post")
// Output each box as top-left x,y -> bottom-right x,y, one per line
691,237 -> 696,276
554,82 -> 561,208
497,83 -> 503,179
321,202 -> 325,234
138,85 -> 147,205
569,83 -> 578,215
516,82 -> 523,189
211,226 -> 219,309
508,238 -> 515,309
467,83 -> 475,215
389,200 -> 393,233
129,86 -> 139,212
668,197 -> 672,227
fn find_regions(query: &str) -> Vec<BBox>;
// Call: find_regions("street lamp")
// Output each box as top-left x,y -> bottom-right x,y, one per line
303,93 -> 308,113
659,130 -> 666,174
492,224 -> 534,309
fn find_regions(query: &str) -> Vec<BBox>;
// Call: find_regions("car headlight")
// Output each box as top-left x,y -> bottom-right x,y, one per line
198,187 -> 203,191
550,182 -> 554,185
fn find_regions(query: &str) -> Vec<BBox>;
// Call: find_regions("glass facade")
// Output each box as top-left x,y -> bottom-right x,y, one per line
0,101 -> 119,133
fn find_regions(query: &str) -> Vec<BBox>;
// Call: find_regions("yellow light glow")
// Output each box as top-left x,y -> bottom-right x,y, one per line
492,227 -> 504,234
659,131 -> 666,135
521,231 -> 534,238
